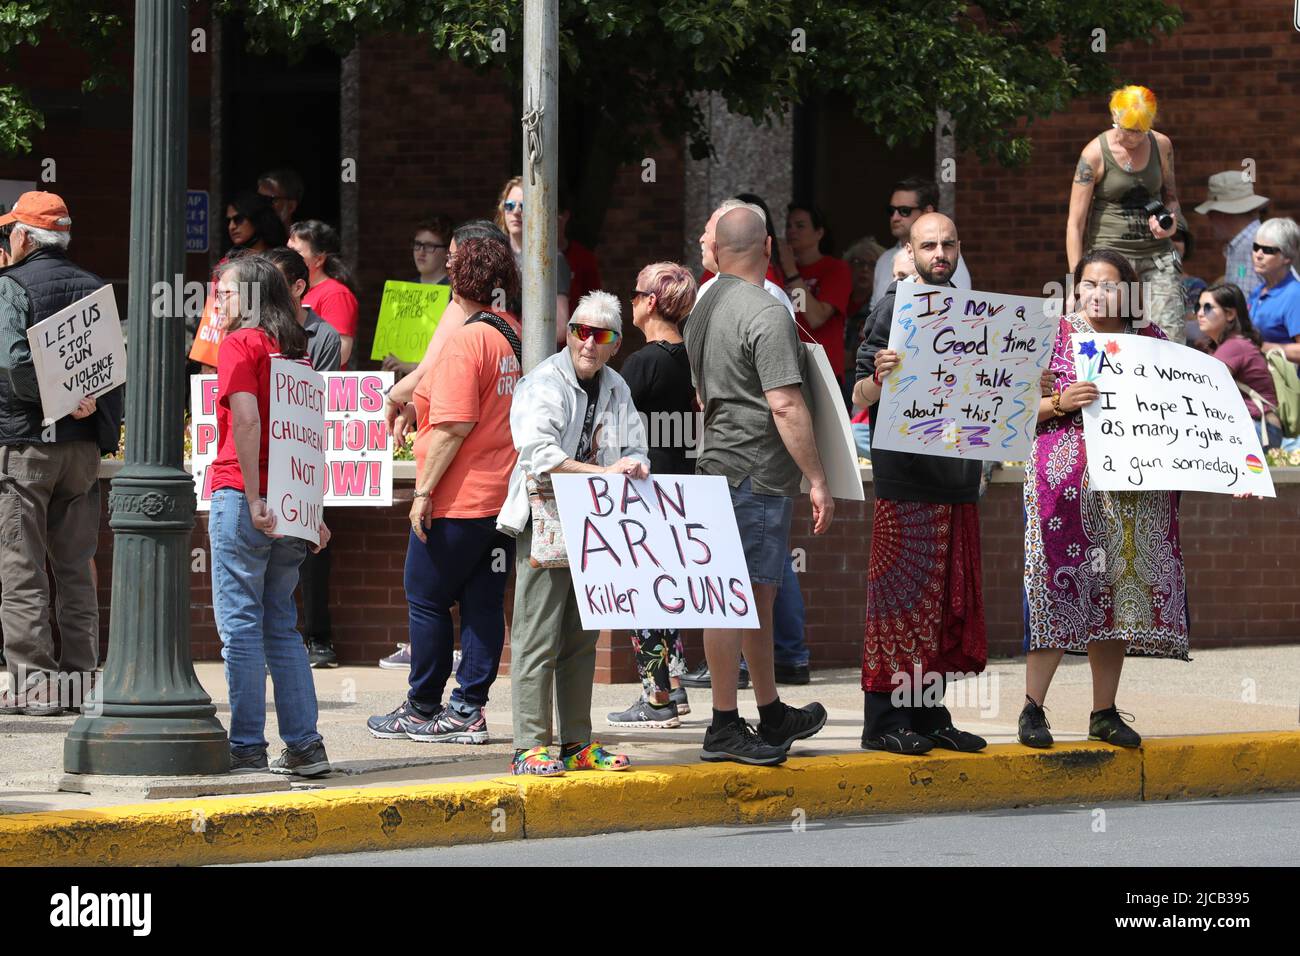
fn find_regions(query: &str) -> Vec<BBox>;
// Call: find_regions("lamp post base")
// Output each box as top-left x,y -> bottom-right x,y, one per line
64,712 -> 230,776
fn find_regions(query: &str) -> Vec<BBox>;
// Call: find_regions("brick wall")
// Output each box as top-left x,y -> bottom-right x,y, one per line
955,0 -> 1300,298
90,473 -> 1300,682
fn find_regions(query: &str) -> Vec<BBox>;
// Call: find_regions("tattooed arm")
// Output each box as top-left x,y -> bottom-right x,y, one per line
1153,132 -> 1181,241
1066,141 -> 1101,272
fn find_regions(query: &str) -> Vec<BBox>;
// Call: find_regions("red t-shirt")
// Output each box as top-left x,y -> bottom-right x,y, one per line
564,239 -> 602,306
303,278 -> 358,366
414,312 -> 523,518
795,256 -> 852,379
210,328 -> 277,497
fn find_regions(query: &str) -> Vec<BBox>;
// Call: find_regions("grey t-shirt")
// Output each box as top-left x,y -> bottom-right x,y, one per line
684,273 -> 808,497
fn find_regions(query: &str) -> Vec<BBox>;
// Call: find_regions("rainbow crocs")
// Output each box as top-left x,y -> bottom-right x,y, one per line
511,746 -> 566,777
562,741 -> 631,772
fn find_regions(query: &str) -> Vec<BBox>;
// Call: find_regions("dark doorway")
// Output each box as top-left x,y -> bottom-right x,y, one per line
219,19 -> 341,249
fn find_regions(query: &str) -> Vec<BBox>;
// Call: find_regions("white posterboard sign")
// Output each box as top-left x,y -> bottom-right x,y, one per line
1072,333 -> 1275,497
190,370 -> 393,510
875,283 -> 1056,462
800,342 -> 866,501
551,473 -> 759,631
266,359 -> 327,544
25,285 -> 126,425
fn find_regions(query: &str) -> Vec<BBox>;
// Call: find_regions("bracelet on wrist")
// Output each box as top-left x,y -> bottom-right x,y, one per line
413,490 -> 429,498
1051,393 -> 1065,417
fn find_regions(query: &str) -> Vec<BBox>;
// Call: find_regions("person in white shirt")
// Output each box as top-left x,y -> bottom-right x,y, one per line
871,176 -> 970,307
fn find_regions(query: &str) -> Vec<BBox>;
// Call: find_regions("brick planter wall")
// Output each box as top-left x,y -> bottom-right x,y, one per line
87,466 -> 1300,683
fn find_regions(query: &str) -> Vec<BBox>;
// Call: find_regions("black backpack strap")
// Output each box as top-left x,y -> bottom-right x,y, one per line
465,310 -> 522,367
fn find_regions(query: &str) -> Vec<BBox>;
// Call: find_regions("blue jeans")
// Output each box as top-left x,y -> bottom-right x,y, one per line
740,555 -> 809,671
404,517 -> 514,712
210,488 -> 320,756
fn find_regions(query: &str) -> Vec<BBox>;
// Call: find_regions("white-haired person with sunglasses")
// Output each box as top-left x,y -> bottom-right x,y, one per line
498,291 -> 650,777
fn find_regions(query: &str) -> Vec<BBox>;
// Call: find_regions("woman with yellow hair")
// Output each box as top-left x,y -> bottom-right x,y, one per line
1066,85 -> 1186,343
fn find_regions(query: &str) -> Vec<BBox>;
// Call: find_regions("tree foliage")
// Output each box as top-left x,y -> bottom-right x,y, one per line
2,1 -> 1183,185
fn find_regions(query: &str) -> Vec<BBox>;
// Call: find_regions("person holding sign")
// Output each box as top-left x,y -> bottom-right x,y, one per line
685,208 -> 833,767
498,292 -> 648,777
853,213 -> 988,755
366,237 -> 521,746
0,191 -> 123,716
207,256 -> 333,777
1020,248 -> 1189,750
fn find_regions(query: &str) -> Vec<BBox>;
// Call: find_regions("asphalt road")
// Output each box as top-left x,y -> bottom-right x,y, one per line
242,794 -> 1300,867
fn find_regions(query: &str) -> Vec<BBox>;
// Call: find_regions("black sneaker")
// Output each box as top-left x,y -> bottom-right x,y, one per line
669,686 -> 691,716
924,726 -> 987,752
758,701 -> 827,752
1089,706 -> 1142,748
367,699 -> 435,739
607,699 -> 681,728
700,719 -> 787,766
862,729 -> 934,754
229,749 -> 269,774
679,663 -> 748,690
1018,696 -> 1053,748
774,663 -> 811,685
307,641 -> 338,668
269,740 -> 332,777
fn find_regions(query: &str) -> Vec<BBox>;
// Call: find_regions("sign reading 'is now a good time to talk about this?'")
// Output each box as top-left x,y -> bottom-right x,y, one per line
876,283 -> 1057,462
1072,333 -> 1275,497
551,474 -> 759,631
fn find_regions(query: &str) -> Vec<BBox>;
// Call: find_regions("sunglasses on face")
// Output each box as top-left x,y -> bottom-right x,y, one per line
226,214 -> 247,226
413,241 -> 447,253
1253,243 -> 1281,256
886,205 -> 918,218
1197,302 -> 1218,315
631,289 -> 653,301
503,200 -> 523,214
569,323 -> 620,345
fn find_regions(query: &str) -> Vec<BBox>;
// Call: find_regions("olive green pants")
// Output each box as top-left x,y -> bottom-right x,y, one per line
509,522 -> 598,749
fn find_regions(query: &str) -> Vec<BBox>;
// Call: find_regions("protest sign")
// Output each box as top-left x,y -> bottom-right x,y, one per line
1072,333 -> 1275,497
801,342 -> 865,501
551,473 -> 759,631
875,283 -> 1056,462
267,359 -> 327,544
190,370 -> 393,510
370,281 -> 450,362
26,285 -> 126,425
188,293 -> 225,367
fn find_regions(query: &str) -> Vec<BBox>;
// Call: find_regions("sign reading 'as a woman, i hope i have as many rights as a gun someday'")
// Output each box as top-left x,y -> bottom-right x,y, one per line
876,283 -> 1057,462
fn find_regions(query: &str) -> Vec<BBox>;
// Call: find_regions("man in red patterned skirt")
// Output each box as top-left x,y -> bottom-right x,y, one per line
850,213 -> 989,754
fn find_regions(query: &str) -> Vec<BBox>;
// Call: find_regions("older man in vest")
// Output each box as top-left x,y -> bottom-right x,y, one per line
0,192 -> 124,716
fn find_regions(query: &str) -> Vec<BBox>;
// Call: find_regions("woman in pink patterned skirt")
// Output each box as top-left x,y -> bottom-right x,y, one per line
1020,249 -> 1189,751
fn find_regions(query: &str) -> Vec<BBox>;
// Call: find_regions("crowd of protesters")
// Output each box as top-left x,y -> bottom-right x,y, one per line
2,82 -> 1298,781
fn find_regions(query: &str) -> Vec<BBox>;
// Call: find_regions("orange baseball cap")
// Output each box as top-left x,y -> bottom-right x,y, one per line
0,191 -> 72,231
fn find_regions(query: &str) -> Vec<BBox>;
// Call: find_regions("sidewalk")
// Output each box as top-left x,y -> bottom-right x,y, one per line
0,645 -> 1297,864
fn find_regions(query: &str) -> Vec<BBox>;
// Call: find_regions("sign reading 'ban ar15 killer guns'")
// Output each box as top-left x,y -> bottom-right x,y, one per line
551,473 -> 759,631
875,282 -> 1057,462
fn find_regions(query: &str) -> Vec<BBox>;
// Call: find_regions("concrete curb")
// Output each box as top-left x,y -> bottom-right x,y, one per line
2,732 -> 1297,866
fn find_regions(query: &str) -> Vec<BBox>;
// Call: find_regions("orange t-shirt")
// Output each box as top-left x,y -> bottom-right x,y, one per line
413,312 -> 522,519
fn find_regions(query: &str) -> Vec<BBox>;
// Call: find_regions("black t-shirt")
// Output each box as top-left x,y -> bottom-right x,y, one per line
619,340 -> 695,476
575,373 -> 601,464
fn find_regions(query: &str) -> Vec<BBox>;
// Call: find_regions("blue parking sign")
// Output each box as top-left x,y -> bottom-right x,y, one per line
186,190 -> 208,254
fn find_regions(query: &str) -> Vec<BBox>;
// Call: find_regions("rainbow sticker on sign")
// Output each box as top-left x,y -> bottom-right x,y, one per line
1246,454 -> 1264,475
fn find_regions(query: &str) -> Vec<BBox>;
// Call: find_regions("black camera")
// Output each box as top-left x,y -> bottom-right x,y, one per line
1143,199 -> 1174,232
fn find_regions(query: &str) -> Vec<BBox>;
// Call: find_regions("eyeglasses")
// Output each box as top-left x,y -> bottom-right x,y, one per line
226,214 -> 247,226
1197,302 -> 1218,315
631,289 -> 653,301
568,323 -> 620,345
1252,243 -> 1281,255
413,241 -> 448,253
886,205 -> 918,218
503,200 -> 524,214
1111,123 -> 1144,135
258,192 -> 286,206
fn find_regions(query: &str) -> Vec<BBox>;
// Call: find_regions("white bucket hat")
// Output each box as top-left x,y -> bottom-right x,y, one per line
1194,170 -> 1270,215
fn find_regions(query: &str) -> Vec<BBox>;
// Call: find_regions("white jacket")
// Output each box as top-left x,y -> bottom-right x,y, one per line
497,348 -> 650,536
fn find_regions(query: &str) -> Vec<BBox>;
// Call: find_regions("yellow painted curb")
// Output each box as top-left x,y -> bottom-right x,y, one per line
1142,731 -> 1300,800
0,733 -> 1296,866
